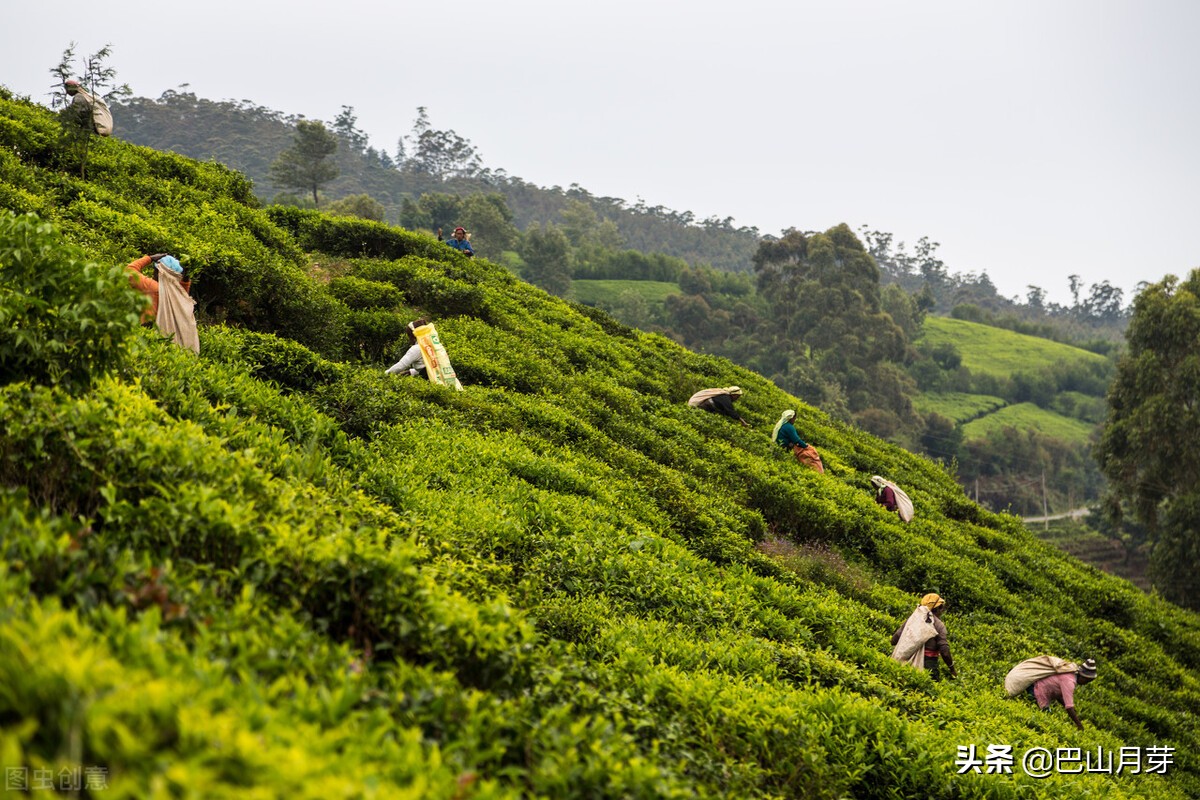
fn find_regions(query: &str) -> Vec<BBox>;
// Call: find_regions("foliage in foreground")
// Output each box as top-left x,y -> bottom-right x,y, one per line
0,89 -> 1199,799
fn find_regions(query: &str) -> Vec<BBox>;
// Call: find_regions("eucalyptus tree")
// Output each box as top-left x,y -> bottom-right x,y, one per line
1098,270 -> 1200,607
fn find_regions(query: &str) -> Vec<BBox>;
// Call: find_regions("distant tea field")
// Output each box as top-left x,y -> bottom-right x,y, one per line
571,279 -> 680,307
961,402 -> 1097,444
912,391 -> 1006,424
920,316 -> 1108,378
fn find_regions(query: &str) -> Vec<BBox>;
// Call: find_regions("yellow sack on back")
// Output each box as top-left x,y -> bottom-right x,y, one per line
412,323 -> 463,391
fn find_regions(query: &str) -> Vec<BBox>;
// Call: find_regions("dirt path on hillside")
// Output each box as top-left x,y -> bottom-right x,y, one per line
1022,507 -> 1091,523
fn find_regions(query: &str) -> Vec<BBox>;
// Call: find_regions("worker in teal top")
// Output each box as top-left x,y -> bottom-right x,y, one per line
772,410 -> 807,450
438,226 -> 474,257
771,409 -> 825,472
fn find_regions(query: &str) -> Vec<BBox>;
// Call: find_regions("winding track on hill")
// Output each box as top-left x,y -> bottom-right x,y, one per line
1022,507 -> 1091,523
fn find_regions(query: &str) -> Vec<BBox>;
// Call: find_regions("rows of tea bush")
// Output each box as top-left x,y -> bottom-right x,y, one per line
2,87 -> 1199,798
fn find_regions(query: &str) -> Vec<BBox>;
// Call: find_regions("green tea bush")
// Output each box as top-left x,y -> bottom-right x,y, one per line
266,205 -> 450,262
0,375 -> 539,685
344,310 -> 409,363
0,212 -> 142,391
328,274 -> 404,310
259,267 -> 350,356
568,299 -> 637,339
0,595 -> 492,798
0,95 -> 60,167
0,151 -> 49,214
0,487 -> 141,613
355,256 -> 495,321
199,326 -> 343,392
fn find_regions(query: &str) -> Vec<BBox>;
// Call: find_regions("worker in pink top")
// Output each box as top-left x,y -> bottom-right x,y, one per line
1028,658 -> 1097,730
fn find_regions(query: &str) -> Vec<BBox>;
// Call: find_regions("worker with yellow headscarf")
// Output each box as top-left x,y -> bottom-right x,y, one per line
891,593 -> 959,680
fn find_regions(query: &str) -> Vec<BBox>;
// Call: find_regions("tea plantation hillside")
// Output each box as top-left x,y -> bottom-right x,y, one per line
2,89 -> 1199,799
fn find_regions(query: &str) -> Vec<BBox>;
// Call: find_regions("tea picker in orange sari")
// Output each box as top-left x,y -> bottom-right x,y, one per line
770,409 -> 824,473
126,253 -> 198,353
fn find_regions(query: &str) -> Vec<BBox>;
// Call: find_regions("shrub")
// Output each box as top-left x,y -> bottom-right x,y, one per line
265,206 -> 449,262
354,257 -> 493,321
0,212 -> 141,391
258,265 -> 349,357
344,310 -> 409,363
328,275 -> 403,310
198,326 -> 342,392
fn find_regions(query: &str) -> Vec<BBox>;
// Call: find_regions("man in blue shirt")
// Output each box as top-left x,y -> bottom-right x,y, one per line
439,226 -> 474,257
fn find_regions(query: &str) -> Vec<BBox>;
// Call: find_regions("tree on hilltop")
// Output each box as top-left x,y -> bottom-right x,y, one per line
269,120 -> 339,207
326,193 -> 387,222
332,105 -> 368,154
398,106 -> 483,180
520,223 -> 572,297
754,224 -> 916,436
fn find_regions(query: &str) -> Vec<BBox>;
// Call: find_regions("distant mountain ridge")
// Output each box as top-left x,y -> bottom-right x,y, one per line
114,90 -> 762,272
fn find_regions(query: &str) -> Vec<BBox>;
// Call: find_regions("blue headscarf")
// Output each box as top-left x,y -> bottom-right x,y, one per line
158,255 -> 183,275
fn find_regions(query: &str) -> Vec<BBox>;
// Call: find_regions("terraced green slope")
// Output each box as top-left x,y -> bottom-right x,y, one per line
962,402 -> 1098,445
912,391 -> 1007,424
1,88 -> 1198,799
570,278 -> 681,306
920,316 -> 1108,379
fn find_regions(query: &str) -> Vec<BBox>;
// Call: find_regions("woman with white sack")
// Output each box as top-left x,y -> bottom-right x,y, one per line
890,593 -> 959,680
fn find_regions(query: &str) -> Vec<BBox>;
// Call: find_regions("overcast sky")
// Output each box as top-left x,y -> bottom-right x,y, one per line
4,0 -> 1198,305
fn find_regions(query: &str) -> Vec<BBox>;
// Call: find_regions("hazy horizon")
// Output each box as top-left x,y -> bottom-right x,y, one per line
3,0 -> 1197,306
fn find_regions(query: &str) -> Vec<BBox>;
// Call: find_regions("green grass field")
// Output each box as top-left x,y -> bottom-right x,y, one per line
919,316 -> 1108,378
912,391 -> 1007,423
961,402 -> 1098,443
1051,389 -> 1108,423
571,279 -> 680,306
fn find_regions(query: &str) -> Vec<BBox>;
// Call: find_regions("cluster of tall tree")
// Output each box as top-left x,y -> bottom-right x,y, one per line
751,227 -> 917,434
268,120 -> 339,206
1097,270 -> 1200,608
860,227 -> 1132,346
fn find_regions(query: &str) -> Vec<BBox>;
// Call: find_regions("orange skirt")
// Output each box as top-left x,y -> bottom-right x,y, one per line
793,444 -> 824,473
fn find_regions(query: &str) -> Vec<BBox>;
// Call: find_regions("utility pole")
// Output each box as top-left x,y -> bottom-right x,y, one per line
1041,470 -> 1049,530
